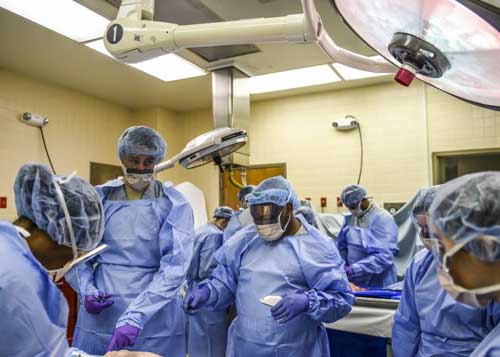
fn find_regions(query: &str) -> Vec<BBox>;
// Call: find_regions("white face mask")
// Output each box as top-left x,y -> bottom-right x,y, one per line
434,238 -> 500,307
437,267 -> 500,307
256,209 -> 292,242
121,165 -> 154,191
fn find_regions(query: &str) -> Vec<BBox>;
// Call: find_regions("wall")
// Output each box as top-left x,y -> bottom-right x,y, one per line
426,85 -> 500,154
249,82 -> 500,212
3,67 -> 499,219
250,82 -> 430,212
0,69 -> 138,220
0,69 -> 220,221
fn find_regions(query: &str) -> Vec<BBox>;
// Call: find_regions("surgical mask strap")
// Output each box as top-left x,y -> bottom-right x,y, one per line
52,175 -> 78,260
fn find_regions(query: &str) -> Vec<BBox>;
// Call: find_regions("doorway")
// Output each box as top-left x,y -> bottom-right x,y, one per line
220,163 -> 287,209
433,149 -> 500,184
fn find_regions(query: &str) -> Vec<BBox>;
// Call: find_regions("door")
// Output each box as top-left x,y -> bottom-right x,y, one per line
220,163 -> 286,209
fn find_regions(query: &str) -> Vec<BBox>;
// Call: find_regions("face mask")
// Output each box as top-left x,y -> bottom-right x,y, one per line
256,208 -> 292,242
122,165 -> 154,191
435,241 -> 500,307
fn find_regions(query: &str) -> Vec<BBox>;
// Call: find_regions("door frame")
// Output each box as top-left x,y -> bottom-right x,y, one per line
219,162 -> 287,206
432,147 -> 500,184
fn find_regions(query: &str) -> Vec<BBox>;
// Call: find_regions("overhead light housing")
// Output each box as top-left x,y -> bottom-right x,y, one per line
0,0 -> 109,42
86,39 -> 206,82
249,65 -> 341,94
330,0 -> 500,110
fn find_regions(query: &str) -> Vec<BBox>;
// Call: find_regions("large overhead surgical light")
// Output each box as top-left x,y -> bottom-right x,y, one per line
155,127 -> 247,173
103,0 -> 500,110
330,0 -> 500,110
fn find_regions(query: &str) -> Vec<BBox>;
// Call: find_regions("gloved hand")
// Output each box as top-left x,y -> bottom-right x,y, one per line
107,324 -> 141,351
183,285 -> 211,314
271,292 -> 309,323
84,292 -> 114,314
344,265 -> 353,278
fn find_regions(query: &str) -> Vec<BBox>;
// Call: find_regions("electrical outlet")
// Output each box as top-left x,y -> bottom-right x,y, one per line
321,197 -> 327,208
0,197 -> 7,209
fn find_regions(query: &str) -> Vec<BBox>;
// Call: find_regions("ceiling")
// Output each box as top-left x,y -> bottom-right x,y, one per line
0,1 -> 391,112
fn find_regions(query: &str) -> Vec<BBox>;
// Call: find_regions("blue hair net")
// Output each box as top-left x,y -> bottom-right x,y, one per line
118,126 -> 167,163
430,172 -> 500,262
237,185 -> 256,203
295,206 -> 317,227
341,184 -> 367,206
247,176 -> 300,210
213,206 -> 234,219
14,164 -> 104,251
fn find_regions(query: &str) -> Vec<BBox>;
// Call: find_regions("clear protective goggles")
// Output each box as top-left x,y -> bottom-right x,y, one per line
345,200 -> 362,211
250,203 -> 285,225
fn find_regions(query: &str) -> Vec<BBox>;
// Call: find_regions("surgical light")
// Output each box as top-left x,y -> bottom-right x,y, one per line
155,127 -> 247,173
330,0 -> 500,110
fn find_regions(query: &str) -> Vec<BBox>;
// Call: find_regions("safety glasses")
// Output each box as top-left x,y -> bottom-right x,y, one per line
250,203 -> 285,225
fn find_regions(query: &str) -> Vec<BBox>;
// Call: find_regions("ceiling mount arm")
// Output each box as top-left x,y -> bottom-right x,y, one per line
301,0 -> 395,73
104,0 -> 393,74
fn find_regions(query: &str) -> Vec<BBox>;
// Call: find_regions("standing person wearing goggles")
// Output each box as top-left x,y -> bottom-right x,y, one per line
223,185 -> 255,242
186,206 -> 234,357
429,172 -> 500,356
184,176 -> 353,356
392,186 -> 499,357
67,126 -> 194,355
0,163 -> 105,356
337,184 -> 399,288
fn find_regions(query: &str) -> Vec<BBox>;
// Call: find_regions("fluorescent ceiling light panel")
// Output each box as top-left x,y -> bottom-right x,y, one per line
86,39 -> 206,82
249,65 -> 340,94
0,0 -> 109,42
332,59 -> 390,80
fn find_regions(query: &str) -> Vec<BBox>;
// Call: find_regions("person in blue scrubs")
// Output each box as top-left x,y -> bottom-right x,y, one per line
67,126 -> 194,355
223,185 -> 255,242
186,206 -> 234,357
337,184 -> 399,288
295,205 -> 318,228
392,186 -> 499,356
0,163 -> 104,357
184,176 -> 354,357
429,172 -> 500,356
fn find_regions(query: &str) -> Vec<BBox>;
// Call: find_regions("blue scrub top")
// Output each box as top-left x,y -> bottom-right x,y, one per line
392,249 -> 500,356
0,220 -> 93,357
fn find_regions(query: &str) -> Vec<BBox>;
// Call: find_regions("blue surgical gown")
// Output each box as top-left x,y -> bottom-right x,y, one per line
223,209 -> 252,242
67,179 -> 194,355
0,221 -> 91,357
186,222 -> 228,357
200,216 -> 354,357
337,205 -> 399,288
392,249 -> 500,356
472,319 -> 500,356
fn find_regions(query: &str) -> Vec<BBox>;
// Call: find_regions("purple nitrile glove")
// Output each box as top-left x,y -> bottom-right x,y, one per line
344,265 -> 353,278
107,323 -> 141,351
83,292 -> 114,314
183,285 -> 211,314
270,292 -> 309,323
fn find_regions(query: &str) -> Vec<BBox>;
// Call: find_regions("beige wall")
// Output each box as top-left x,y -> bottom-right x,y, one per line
0,70 -> 136,220
250,83 -> 500,213
2,68 -> 499,219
